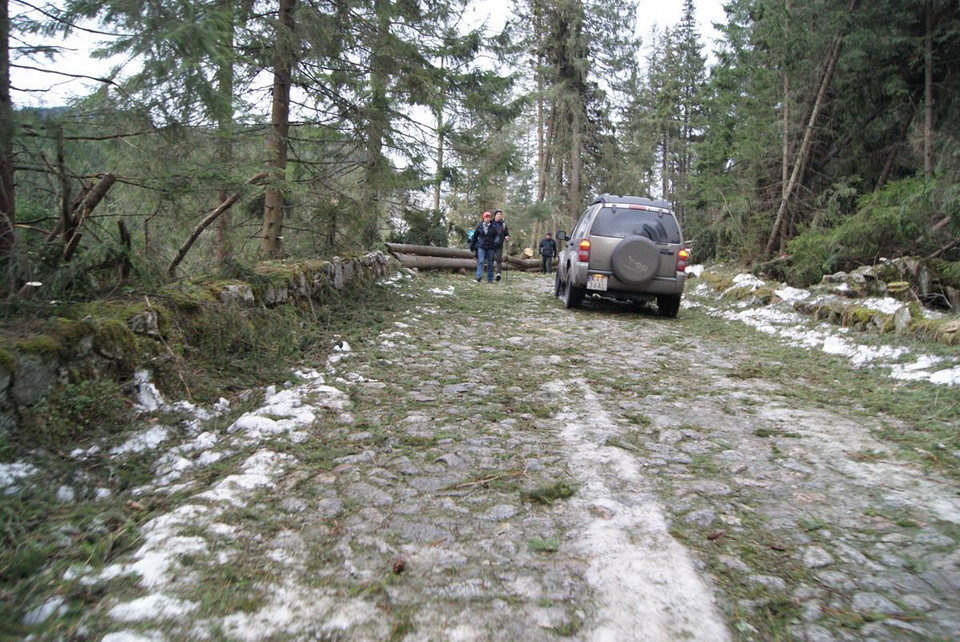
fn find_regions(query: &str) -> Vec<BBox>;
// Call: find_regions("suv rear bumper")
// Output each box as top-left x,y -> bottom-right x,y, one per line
571,263 -> 686,295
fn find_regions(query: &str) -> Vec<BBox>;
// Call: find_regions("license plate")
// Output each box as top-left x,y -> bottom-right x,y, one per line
586,274 -> 608,291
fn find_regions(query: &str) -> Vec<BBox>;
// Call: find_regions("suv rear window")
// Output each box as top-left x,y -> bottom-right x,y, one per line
590,207 -> 681,243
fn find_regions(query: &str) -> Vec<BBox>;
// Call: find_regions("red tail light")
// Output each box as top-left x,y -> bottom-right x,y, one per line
578,240 -> 591,262
677,248 -> 690,272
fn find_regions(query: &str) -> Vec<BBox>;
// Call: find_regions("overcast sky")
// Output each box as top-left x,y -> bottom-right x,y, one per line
14,0 -> 728,108
469,0 -> 727,45
635,0 -> 727,37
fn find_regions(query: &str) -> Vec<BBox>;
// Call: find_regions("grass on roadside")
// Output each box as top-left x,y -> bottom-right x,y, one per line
681,306 -> 960,483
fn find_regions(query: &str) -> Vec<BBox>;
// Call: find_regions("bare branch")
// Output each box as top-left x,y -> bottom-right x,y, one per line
11,62 -> 121,88
167,172 -> 270,276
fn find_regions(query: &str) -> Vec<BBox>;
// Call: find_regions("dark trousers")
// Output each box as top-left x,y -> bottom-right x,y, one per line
541,255 -> 553,273
494,246 -> 504,274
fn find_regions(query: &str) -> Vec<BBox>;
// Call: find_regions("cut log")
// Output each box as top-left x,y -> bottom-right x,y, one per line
506,256 -> 542,269
385,242 -> 543,272
394,253 -> 476,270
385,242 -> 474,259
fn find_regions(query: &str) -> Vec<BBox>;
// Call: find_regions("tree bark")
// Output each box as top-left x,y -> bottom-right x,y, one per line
765,0 -> 860,257
259,0 -> 296,257
535,0 -> 547,205
538,102 -> 556,205
0,0 -> 16,258
778,0 -> 792,252
432,55 -> 446,216
216,0 -> 236,266
875,107 -> 915,191
924,0 -> 934,179
359,0 -> 391,248
569,113 -> 581,216
117,220 -> 132,280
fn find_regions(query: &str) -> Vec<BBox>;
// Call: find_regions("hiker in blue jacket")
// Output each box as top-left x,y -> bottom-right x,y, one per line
469,211 -> 501,283
538,232 -> 557,273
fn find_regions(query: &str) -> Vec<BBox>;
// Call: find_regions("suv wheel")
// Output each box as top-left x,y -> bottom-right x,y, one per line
562,273 -> 584,309
610,236 -> 661,285
657,294 -> 681,318
553,270 -> 562,297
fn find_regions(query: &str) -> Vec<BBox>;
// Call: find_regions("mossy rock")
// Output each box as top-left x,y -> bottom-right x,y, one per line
15,335 -> 61,358
162,282 -> 219,311
841,306 -> 882,329
887,281 -> 911,294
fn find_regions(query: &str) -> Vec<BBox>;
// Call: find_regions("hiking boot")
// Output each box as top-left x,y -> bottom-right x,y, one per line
476,276 -> 482,282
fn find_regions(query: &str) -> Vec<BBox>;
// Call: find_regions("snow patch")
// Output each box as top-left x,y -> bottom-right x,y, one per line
0,461 -> 38,494
547,379 -> 730,641
429,285 -> 456,296
110,425 -> 170,456
133,369 -> 165,411
109,593 -> 198,622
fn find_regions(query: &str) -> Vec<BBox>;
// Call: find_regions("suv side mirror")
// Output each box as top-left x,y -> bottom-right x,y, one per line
555,231 -> 567,241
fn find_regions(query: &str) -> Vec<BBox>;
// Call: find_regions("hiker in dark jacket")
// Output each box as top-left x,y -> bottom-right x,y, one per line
469,211 -> 501,282
538,232 -> 557,273
491,209 -> 510,281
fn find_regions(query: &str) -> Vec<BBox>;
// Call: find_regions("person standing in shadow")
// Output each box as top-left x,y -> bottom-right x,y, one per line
491,209 -> 510,281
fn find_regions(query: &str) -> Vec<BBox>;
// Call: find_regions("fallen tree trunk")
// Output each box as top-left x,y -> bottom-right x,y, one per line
506,256 -> 542,270
386,242 -> 543,272
394,253 -> 477,270
385,243 -> 473,259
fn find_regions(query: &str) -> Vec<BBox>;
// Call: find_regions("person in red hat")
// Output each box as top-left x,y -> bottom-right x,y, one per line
468,211 -> 500,282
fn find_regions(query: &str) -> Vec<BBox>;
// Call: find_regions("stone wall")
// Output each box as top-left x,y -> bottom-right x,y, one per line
0,252 -> 399,433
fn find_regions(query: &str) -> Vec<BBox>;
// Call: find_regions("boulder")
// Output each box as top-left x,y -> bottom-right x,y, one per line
11,354 -> 59,406
893,306 -> 913,333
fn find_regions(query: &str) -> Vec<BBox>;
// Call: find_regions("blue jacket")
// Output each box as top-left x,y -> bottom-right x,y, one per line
470,221 -> 501,251
539,237 -> 557,257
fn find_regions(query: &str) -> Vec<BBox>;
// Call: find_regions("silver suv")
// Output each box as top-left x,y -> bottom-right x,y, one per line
554,194 -> 689,317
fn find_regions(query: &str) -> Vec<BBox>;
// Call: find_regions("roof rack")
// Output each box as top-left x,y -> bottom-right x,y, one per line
592,194 -> 673,210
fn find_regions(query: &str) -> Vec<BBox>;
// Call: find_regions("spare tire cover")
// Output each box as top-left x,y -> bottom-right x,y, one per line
610,236 -> 661,285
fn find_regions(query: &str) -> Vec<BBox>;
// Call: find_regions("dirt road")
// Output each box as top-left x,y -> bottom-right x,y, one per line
10,270 -> 960,640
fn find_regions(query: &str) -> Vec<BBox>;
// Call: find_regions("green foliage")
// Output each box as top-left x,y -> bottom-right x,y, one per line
782,177 -> 957,286
929,259 -> 960,289
780,231 -> 841,286
389,209 -> 449,247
